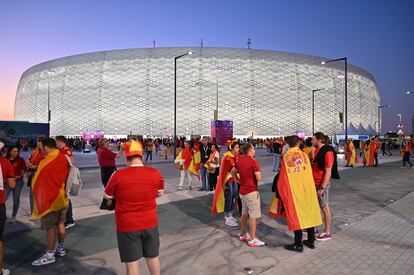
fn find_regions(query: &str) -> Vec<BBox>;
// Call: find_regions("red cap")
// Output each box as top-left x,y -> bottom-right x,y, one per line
123,140 -> 144,157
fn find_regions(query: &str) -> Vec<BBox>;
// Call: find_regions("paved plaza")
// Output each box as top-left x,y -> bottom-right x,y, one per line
3,150 -> 414,274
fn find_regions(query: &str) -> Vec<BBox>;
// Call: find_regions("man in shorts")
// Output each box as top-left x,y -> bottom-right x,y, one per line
312,132 -> 338,241
31,138 -> 70,266
104,139 -> 164,275
231,143 -> 265,247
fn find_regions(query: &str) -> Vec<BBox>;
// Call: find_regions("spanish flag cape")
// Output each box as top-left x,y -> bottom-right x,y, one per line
363,145 -> 370,166
346,142 -> 358,165
269,147 -> 322,231
175,147 -> 200,178
211,151 -> 237,215
32,149 -> 70,219
368,141 -> 376,167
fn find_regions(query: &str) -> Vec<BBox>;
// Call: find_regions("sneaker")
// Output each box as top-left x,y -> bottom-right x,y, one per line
8,216 -> 16,224
303,240 -> 315,249
65,222 -> 76,229
224,217 -> 238,227
32,252 -> 56,266
177,186 -> 184,191
401,166 -> 407,169
55,244 -> 66,257
188,186 -> 193,191
283,244 -> 303,252
316,232 -> 332,241
247,238 -> 265,247
239,232 -> 250,242
2,268 -> 10,275
227,215 -> 238,223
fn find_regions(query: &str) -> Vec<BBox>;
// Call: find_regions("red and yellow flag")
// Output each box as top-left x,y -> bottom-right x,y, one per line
175,148 -> 200,179
346,142 -> 358,165
211,151 -> 236,214
271,147 -> 322,231
368,141 -> 377,167
32,149 -> 70,219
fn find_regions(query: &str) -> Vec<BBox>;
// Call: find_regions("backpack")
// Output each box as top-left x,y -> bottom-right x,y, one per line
65,156 -> 83,196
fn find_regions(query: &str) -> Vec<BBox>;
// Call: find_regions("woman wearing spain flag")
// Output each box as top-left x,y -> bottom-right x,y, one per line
211,139 -> 239,227
269,135 -> 322,253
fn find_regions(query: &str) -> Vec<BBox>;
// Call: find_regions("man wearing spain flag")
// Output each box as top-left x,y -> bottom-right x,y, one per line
273,135 -> 322,252
31,138 -> 71,266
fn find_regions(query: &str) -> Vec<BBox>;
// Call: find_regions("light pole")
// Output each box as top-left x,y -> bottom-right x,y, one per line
47,69 -> 55,133
174,51 -> 192,158
321,57 -> 348,140
406,92 -> 413,134
377,105 -> 391,136
312,88 -> 326,135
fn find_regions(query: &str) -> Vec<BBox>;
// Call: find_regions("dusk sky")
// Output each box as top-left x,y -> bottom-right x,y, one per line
0,0 -> 413,132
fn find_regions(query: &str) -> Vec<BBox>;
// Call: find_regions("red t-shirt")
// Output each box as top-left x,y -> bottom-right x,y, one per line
28,148 -> 46,167
312,148 -> 334,185
236,155 -> 261,196
97,147 -> 116,167
61,146 -> 73,157
104,165 -> 165,232
10,157 -> 27,178
0,157 -> 15,204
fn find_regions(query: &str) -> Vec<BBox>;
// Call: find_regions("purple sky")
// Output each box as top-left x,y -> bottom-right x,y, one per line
1,0 -> 413,132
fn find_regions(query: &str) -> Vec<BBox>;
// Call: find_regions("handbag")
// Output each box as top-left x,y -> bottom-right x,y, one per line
100,197 -> 116,211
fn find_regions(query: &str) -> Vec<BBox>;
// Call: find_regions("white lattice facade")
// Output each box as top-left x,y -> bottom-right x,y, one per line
14,47 -> 380,137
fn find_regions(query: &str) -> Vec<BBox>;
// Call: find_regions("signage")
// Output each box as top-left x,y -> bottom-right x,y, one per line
211,120 -> 233,146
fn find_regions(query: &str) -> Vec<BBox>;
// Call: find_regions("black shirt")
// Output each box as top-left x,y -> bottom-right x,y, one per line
200,144 -> 212,163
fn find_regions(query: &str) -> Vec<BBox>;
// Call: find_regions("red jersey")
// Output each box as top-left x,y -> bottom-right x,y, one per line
60,146 -> 73,157
312,148 -> 334,185
10,157 -> 27,178
97,147 -> 116,167
28,148 -> 46,167
181,148 -> 194,169
236,155 -> 261,195
0,157 -> 15,204
104,165 -> 165,232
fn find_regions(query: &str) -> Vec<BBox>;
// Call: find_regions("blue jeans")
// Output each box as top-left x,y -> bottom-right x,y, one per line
30,184 -> 34,214
224,182 -> 238,217
6,178 -> 25,217
200,165 -> 209,190
272,153 -> 281,172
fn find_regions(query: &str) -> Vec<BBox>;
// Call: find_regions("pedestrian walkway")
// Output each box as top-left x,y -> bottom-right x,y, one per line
3,158 -> 414,274
264,191 -> 414,275
4,152 -> 403,234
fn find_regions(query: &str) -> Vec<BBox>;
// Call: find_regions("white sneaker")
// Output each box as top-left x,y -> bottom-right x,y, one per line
177,186 -> 184,191
55,244 -> 66,257
247,238 -> 265,247
225,217 -> 238,227
8,216 -> 16,224
32,252 -> 56,266
2,268 -> 10,275
229,215 -> 238,223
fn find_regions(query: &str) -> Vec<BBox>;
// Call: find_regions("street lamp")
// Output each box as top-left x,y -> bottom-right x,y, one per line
174,51 -> 192,158
312,88 -> 326,135
321,57 -> 348,140
47,69 -> 55,129
377,105 -> 391,136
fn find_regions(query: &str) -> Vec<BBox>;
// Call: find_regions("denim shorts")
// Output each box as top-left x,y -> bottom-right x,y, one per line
317,185 -> 330,208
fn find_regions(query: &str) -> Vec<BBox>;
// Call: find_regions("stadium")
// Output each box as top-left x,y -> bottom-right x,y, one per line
14,47 -> 380,137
